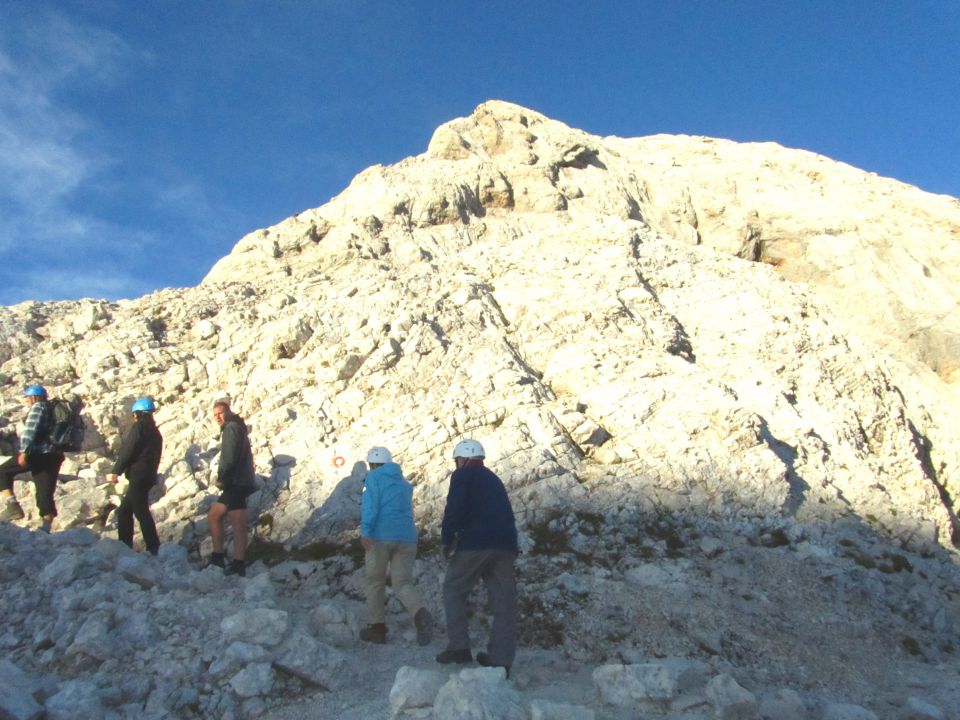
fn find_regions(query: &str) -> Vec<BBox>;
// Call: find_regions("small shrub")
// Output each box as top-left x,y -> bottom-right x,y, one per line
902,636 -> 923,656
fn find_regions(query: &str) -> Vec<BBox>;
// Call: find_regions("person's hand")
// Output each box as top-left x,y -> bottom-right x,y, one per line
16,452 -> 27,467
360,536 -> 373,552
107,474 -> 119,484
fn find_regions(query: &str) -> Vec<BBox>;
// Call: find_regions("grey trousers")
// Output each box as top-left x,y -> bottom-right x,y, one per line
442,549 -> 517,666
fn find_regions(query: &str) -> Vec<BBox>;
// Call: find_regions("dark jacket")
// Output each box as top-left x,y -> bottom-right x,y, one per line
113,414 -> 163,485
441,461 -> 518,553
217,415 -> 256,489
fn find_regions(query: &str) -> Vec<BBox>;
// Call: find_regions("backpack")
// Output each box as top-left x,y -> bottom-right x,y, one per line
46,395 -> 86,452
0,429 -> 17,456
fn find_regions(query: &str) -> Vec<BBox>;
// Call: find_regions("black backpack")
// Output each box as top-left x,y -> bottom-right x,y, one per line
46,395 -> 86,452
0,429 -> 16,456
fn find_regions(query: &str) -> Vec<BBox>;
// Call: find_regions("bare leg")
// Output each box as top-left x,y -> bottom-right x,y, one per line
208,501 -> 227,553
227,508 -> 247,560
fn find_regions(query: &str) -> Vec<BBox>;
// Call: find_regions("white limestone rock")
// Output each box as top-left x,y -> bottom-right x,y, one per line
44,680 -> 106,720
822,703 -> 880,720
209,642 -> 272,679
242,570 -> 277,604
310,598 -> 360,647
275,631 -> 348,690
67,610 -> 126,663
758,688 -> 807,720
229,662 -> 275,698
220,608 -> 290,646
432,667 -> 526,720
0,659 -> 43,720
115,554 -> 160,589
388,666 -> 448,715
705,674 -> 759,720
900,696 -> 946,720
593,663 -> 677,709
529,698 -> 596,720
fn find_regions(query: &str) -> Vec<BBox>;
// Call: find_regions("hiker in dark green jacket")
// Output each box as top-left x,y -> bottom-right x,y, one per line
207,398 -> 256,577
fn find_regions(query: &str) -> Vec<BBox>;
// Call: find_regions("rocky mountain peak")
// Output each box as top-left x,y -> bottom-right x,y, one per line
1,101 -> 958,719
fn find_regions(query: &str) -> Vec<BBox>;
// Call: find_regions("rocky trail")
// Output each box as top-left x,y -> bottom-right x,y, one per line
2,504 -> 957,719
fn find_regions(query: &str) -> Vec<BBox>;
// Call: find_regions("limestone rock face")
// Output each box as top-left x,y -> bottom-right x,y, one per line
1,100 -> 958,553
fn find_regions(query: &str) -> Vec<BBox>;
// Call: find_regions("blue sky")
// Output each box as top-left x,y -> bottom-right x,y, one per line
1,1 -> 958,305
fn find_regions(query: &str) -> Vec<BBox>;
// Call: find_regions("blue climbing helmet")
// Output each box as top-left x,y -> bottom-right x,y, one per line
131,397 -> 156,413
23,384 -> 47,398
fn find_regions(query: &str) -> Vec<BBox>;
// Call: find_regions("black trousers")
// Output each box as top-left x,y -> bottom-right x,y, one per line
116,479 -> 160,554
0,453 -> 63,517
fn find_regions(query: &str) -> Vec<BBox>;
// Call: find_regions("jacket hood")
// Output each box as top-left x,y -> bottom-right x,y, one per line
368,461 -> 403,481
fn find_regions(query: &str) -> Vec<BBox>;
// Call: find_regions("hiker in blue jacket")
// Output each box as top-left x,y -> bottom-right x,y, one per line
436,438 -> 518,675
0,385 -> 63,531
359,446 -> 433,645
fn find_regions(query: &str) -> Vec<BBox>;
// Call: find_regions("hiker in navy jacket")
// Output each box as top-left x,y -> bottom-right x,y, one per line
358,446 -> 433,645
436,439 -> 518,674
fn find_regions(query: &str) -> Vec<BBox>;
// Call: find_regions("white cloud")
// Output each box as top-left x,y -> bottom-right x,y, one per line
0,8 -> 129,213
0,8 -> 201,304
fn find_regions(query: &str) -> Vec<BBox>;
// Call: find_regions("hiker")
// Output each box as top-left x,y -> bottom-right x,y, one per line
436,439 -> 519,674
0,385 -> 64,532
207,398 -> 256,577
358,446 -> 433,646
107,397 -> 163,555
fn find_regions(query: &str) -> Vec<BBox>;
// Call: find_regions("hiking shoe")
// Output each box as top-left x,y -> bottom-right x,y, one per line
359,623 -> 387,644
414,608 -> 433,646
224,559 -> 246,577
0,499 -> 24,522
207,552 -> 226,569
435,648 -> 472,664
477,651 -> 511,677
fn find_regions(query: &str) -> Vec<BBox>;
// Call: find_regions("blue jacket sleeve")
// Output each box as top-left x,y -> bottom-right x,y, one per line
360,472 -> 380,537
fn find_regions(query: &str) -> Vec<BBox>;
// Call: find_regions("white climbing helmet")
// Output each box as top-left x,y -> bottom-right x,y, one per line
452,439 -> 485,459
366,446 -> 393,464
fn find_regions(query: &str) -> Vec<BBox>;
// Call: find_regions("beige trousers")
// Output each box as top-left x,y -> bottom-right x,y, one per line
365,541 -> 422,624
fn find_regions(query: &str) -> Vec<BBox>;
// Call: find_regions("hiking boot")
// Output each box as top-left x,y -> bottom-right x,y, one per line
477,651 -> 511,678
359,623 -> 387,644
224,559 -> 246,577
207,552 -> 226,569
435,648 -> 472,664
0,498 -> 24,522
414,608 -> 433,646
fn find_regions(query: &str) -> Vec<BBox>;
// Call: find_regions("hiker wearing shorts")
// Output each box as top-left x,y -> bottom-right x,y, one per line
207,398 -> 256,577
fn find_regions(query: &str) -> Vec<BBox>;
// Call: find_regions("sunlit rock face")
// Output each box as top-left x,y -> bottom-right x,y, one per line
1,100 -> 958,551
